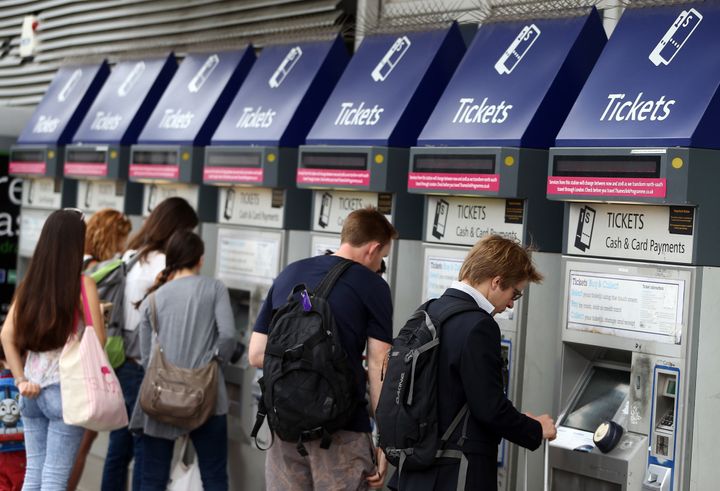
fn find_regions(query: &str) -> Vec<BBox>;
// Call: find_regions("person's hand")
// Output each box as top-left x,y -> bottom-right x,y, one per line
18,380 -> 40,399
526,412 -> 557,441
366,447 -> 388,489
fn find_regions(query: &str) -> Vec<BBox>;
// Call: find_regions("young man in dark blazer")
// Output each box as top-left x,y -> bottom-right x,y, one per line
398,235 -> 556,490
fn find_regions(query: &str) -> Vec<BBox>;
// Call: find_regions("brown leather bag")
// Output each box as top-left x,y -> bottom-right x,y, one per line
139,294 -> 218,430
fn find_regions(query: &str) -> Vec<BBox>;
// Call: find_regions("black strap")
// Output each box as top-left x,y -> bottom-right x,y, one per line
313,258 -> 354,299
433,300 -> 479,325
251,393 -> 274,451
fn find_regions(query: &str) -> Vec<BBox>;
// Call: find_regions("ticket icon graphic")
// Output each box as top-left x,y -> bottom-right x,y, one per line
269,46 -> 302,88
118,61 -> 146,97
649,8 -> 703,66
57,69 -> 83,102
188,54 -> 219,93
494,24 -> 541,75
371,36 -> 411,82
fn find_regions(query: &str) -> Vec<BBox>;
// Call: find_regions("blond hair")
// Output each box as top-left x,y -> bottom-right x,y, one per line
84,209 -> 132,261
459,235 -> 543,288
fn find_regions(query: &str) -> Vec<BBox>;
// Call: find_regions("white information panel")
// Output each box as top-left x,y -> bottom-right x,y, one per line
425,196 -> 524,246
310,233 -> 341,257
218,187 -> 284,229
22,178 -> 62,209
77,180 -> 125,212
566,203 -> 694,264
18,208 -> 51,257
312,191 -> 388,233
422,246 -> 467,301
216,227 -> 282,290
143,183 -> 198,216
567,270 -> 685,344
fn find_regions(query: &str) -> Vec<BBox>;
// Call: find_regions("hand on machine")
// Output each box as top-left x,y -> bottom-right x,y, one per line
525,412 -> 557,441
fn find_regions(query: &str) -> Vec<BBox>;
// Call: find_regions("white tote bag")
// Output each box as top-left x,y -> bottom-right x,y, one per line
59,279 -> 128,431
167,437 -> 204,491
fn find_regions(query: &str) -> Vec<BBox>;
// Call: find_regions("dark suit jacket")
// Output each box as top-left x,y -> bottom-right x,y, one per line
397,288 -> 543,491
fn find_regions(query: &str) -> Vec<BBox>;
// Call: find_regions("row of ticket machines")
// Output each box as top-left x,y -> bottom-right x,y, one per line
8,3 -> 720,489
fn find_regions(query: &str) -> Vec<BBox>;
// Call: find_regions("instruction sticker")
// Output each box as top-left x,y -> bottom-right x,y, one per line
567,203 -> 694,263
567,270 -> 684,343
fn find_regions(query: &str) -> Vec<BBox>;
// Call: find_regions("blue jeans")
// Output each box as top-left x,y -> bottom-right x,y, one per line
20,383 -> 84,491
101,360 -> 145,491
140,415 -> 228,491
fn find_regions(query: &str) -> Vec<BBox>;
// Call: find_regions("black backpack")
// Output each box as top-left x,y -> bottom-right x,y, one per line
376,299 -> 477,480
251,259 -> 358,455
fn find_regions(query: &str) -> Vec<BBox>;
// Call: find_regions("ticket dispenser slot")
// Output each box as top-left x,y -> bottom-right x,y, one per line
643,367 -> 679,491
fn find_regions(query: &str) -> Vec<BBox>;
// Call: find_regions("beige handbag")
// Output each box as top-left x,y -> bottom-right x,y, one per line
139,294 -> 218,430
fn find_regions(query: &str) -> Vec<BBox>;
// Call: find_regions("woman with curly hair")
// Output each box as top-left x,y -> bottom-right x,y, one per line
83,209 -> 133,270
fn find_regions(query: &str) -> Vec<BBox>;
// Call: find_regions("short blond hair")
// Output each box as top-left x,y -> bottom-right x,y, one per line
340,207 -> 398,247
459,235 -> 543,288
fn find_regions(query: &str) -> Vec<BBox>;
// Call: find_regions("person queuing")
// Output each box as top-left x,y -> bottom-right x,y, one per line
1,209 -> 105,490
68,208 -> 132,491
102,198 -> 198,491
128,230 -> 235,490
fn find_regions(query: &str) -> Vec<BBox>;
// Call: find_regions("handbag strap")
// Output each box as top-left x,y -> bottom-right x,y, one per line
79,276 -> 93,330
149,293 -> 159,335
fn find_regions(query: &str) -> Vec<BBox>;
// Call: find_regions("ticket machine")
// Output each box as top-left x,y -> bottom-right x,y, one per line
547,4 -> 720,490
129,49 -> 255,221
410,10 -> 606,491
298,24 -> 465,328
9,62 -> 109,277
201,37 -> 348,489
64,55 -> 176,222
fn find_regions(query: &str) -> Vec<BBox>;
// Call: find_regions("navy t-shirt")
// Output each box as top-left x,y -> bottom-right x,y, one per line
254,254 -> 393,433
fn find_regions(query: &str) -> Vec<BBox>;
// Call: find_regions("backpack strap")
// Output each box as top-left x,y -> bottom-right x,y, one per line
433,300 -> 480,325
312,258 -> 354,299
435,404 -> 471,491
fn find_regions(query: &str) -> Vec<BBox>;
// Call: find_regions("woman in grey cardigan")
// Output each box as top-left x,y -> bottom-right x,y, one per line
129,230 -> 236,491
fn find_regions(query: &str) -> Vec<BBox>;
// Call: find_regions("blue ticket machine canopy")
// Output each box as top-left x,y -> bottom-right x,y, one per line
10,62 -> 109,182
205,37 -> 348,230
298,23 -> 465,239
65,55 -> 177,214
411,9 -> 606,250
546,5 -> 720,491
129,48 -> 255,220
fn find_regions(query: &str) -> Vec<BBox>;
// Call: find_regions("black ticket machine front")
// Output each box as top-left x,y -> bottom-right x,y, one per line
298,23 -> 465,328
10,61 -> 109,278
129,49 -> 255,221
410,9 -> 605,490
64,54 -> 176,222
547,3 -> 720,490
201,37 -> 348,490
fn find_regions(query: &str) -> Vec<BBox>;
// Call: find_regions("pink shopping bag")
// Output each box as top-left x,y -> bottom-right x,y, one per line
60,278 -> 128,431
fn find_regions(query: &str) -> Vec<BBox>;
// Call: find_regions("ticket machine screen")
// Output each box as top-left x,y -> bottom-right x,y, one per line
562,367 -> 630,433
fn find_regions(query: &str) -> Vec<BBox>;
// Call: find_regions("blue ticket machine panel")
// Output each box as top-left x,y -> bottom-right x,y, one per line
65,55 -> 176,214
298,24 -> 465,237
205,37 -> 348,232
10,62 -> 109,180
129,49 -> 255,219
547,4 -> 720,491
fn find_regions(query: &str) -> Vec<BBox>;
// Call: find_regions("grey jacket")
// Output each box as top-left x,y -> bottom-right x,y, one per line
129,275 -> 236,439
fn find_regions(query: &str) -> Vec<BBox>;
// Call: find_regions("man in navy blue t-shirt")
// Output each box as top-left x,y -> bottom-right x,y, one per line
249,208 -> 396,491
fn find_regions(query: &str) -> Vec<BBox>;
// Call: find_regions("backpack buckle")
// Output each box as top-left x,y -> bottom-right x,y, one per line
283,343 -> 304,361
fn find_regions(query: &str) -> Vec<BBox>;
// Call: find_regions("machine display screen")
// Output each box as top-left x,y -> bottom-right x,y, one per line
412,154 -> 495,174
553,155 -> 661,178
206,149 -> 262,167
562,367 -> 630,434
11,149 -> 44,163
66,149 -> 107,164
301,152 -> 368,170
132,150 -> 178,165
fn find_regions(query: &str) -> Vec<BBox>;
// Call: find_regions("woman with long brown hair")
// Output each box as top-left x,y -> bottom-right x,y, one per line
0,209 -> 105,490
101,197 -> 198,491
67,208 -> 132,491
